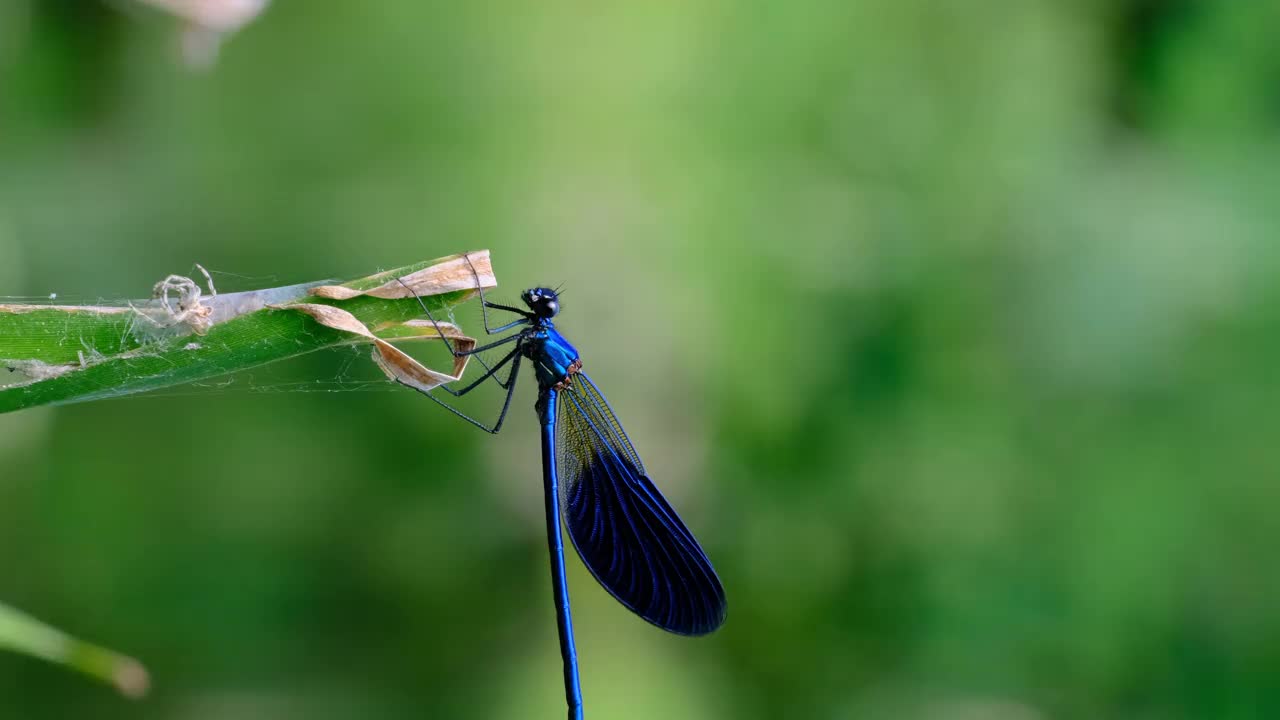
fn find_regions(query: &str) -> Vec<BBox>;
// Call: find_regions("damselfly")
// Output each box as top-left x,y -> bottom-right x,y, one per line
401,256 -> 727,719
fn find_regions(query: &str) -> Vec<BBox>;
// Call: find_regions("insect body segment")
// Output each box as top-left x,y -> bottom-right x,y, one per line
400,257 -> 725,720
523,327 -> 582,390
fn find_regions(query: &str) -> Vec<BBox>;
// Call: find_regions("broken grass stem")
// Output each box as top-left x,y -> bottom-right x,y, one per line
0,602 -> 149,699
0,250 -> 497,413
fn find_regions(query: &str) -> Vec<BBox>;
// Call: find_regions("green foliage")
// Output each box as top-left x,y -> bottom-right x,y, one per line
0,602 -> 147,698
0,256 -> 481,412
2,2 -> 1278,719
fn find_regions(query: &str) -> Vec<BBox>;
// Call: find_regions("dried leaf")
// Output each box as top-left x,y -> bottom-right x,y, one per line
310,250 -> 496,300
279,304 -> 475,392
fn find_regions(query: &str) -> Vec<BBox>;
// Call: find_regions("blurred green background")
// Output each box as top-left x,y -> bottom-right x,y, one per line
2,1 -> 1279,718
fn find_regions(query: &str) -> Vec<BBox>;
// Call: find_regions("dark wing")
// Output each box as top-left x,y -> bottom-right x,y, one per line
556,373 -> 727,636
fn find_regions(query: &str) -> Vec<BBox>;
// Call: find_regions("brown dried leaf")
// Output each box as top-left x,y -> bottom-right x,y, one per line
310,250 -> 496,301
280,304 -> 476,392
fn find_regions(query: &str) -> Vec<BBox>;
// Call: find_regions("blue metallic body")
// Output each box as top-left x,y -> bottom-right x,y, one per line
539,390 -> 584,720
532,325 -> 588,720
525,325 -> 580,389
403,273 -> 726,720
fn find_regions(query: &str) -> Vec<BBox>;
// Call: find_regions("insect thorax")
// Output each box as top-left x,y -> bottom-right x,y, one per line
525,327 -> 581,389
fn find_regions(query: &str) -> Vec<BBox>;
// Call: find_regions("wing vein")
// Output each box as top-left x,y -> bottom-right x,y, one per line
554,376 -> 727,635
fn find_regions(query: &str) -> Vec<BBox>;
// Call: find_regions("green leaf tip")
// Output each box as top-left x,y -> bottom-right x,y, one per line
0,601 -> 150,699
0,249 -> 497,414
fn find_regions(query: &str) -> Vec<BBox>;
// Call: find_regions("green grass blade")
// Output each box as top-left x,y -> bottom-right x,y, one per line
0,250 -> 496,413
0,602 -> 150,698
